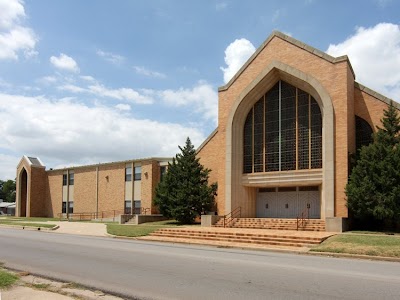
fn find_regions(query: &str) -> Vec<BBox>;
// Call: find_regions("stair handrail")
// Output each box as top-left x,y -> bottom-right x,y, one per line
223,207 -> 241,228
296,206 -> 310,231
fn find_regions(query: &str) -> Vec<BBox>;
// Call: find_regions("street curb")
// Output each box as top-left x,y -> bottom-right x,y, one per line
0,224 -> 59,231
305,251 -> 400,262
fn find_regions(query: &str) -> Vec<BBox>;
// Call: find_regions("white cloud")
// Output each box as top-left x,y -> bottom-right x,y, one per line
96,49 -> 125,65
50,53 -> 80,73
133,66 -> 166,78
88,84 -> 154,104
0,93 -> 206,180
115,103 -> 131,111
0,0 -> 38,60
220,38 -> 256,84
374,0 -> 393,8
58,82 -> 153,104
157,81 -> 218,125
272,9 -> 281,23
0,153 -> 20,180
216,2 -> 228,11
58,84 -> 86,93
38,76 -> 57,85
80,75 -> 96,82
327,23 -> 400,100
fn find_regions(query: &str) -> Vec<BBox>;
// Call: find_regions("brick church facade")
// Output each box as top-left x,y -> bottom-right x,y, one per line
16,31 -> 397,231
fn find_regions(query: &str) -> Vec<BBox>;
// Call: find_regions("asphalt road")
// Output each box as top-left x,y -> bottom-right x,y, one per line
0,228 -> 399,300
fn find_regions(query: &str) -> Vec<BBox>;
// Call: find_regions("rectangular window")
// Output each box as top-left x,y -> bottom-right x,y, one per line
125,167 -> 132,182
160,166 -> 167,181
62,174 -> 67,186
62,201 -> 67,213
69,172 -> 74,185
124,200 -> 132,214
134,200 -> 141,214
134,166 -> 141,181
68,201 -> 74,214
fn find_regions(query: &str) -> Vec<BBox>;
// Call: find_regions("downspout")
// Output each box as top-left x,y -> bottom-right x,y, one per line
96,166 -> 99,218
66,169 -> 69,219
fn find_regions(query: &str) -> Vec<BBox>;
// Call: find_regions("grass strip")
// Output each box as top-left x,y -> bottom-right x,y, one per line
0,217 -> 60,222
311,234 -> 400,257
0,220 -> 55,228
0,269 -> 19,289
107,224 -> 166,237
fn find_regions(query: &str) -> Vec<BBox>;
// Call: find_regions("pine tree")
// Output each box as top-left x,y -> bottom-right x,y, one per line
154,137 -> 217,224
346,101 -> 400,228
375,101 -> 400,147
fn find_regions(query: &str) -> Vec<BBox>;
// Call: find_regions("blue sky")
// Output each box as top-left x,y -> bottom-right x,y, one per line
0,0 -> 400,179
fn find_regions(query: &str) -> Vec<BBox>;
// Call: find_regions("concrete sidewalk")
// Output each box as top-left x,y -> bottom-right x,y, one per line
46,221 -> 107,237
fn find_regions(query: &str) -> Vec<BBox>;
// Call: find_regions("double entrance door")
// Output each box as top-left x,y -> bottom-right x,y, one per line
256,186 -> 320,219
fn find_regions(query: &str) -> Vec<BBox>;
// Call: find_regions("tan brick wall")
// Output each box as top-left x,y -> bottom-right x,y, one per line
98,163 -> 125,212
354,88 -> 390,131
197,132 -> 221,213
29,167 -> 47,217
74,167 -> 97,213
141,161 -> 160,214
47,171 -> 63,217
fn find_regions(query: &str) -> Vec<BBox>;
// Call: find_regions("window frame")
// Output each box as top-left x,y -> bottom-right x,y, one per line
125,167 -> 132,182
134,166 -> 141,181
69,172 -> 74,185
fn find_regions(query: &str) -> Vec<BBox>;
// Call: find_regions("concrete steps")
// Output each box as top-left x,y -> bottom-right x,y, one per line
148,228 -> 327,248
213,218 -> 326,231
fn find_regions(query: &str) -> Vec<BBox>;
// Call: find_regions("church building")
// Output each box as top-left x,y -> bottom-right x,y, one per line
16,31 -> 397,232
197,31 -> 395,231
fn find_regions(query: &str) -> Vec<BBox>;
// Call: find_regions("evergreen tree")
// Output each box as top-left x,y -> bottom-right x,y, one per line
154,137 -> 217,224
346,101 -> 400,228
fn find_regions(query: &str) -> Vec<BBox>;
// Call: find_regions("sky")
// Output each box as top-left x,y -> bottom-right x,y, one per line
0,0 -> 400,180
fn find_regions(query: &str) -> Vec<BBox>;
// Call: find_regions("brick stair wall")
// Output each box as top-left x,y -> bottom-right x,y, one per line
148,228 -> 327,248
213,218 -> 326,231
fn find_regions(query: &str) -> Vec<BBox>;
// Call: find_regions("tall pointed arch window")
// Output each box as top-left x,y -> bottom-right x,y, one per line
243,80 -> 322,173
355,116 -> 373,150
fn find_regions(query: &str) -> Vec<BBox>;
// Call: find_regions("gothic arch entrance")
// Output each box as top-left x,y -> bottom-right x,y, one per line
18,168 -> 28,217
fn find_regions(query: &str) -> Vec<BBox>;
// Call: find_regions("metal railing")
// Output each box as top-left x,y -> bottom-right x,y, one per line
58,207 -> 151,222
296,207 -> 310,231
58,209 -> 125,222
223,207 -> 241,228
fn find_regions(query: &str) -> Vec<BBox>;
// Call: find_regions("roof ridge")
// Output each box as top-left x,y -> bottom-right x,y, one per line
354,82 -> 400,109
219,30 -> 355,92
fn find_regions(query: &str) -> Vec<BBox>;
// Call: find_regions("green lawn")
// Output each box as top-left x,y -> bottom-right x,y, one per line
0,269 -> 19,289
311,234 -> 400,257
0,217 -> 60,222
107,224 -> 166,237
0,217 -> 57,229
107,219 -> 199,237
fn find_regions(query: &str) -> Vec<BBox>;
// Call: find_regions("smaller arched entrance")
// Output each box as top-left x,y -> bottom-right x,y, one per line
18,168 -> 28,217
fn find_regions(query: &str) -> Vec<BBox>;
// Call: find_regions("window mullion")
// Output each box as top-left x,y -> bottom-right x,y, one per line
252,107 -> 254,173
279,80 -> 281,172
308,94 -> 311,169
295,88 -> 298,170
263,95 -> 266,172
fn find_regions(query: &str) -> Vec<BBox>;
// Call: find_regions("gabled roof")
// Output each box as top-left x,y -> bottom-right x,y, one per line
17,155 -> 45,170
219,31 -> 355,92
